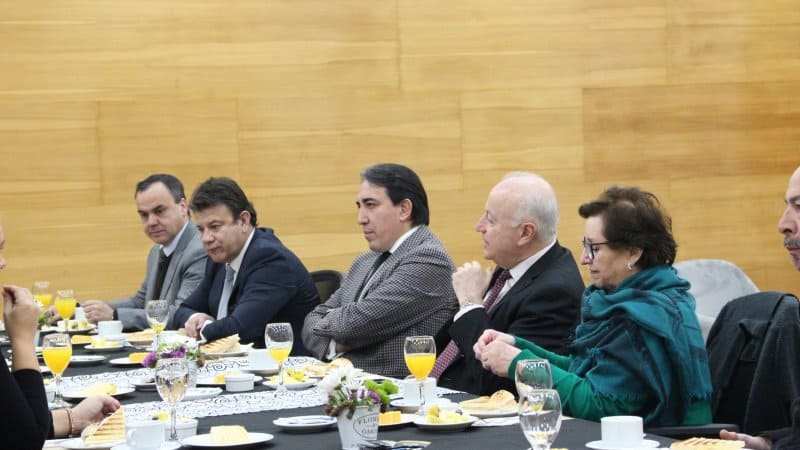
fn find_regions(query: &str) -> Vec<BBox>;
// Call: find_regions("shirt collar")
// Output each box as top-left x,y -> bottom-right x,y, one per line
507,238 -> 557,281
159,221 -> 189,257
389,225 -> 420,253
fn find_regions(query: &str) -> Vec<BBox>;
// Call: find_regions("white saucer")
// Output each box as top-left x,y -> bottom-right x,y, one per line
111,442 -> 181,450
273,415 -> 337,433
586,439 -> 660,450
183,387 -> 222,401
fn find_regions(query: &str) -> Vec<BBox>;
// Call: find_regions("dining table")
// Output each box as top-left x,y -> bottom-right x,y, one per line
2,335 -> 676,450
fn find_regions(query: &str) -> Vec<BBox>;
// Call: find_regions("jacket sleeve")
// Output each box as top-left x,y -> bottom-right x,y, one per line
0,359 -> 50,450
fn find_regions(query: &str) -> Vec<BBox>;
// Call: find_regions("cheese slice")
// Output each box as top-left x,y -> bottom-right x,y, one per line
127,352 -> 150,364
81,408 -> 125,445
379,411 -> 402,425
459,389 -> 517,412
210,425 -> 249,444
71,335 -> 92,345
201,334 -> 240,354
671,438 -> 746,449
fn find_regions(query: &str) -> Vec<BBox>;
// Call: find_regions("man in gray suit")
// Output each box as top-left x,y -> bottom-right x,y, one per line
302,163 -> 458,378
80,174 -> 206,331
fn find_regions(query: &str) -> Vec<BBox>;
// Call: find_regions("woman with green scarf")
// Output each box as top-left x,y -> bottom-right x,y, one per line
474,186 -> 712,426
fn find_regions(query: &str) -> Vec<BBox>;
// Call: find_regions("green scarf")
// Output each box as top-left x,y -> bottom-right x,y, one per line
570,265 -> 712,425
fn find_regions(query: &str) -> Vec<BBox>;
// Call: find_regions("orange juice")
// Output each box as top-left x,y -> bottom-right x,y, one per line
42,347 -> 72,375
55,298 -> 77,320
267,347 -> 291,364
405,353 -> 435,380
34,294 -> 52,308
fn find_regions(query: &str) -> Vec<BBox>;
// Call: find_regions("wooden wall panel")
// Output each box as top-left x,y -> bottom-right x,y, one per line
0,0 -> 799,305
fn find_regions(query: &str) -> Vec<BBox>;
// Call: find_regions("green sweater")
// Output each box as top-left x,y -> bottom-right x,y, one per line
509,336 -> 711,425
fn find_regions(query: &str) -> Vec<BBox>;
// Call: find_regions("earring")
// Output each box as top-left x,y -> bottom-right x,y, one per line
627,262 -> 633,271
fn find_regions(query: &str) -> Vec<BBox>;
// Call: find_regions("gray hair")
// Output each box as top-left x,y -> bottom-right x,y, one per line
501,172 -> 559,243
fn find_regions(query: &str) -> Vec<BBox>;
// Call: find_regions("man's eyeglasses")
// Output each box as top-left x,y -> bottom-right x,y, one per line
581,237 -> 612,261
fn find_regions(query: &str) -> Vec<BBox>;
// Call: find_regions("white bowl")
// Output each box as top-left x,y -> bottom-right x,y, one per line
225,373 -> 255,392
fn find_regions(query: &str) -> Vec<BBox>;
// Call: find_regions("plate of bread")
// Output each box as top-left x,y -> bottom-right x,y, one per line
303,357 -> 353,378
412,405 -> 478,432
201,334 -> 251,358
63,382 -> 134,401
180,425 -> 273,448
458,390 -> 518,418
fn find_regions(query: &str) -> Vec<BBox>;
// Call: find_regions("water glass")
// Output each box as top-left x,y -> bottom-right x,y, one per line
515,359 -> 553,398
155,357 -> 189,441
519,389 -> 562,450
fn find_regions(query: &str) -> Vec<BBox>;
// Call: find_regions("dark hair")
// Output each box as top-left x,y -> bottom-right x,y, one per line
578,186 -> 676,269
189,177 -> 258,227
361,163 -> 430,226
135,174 -> 185,203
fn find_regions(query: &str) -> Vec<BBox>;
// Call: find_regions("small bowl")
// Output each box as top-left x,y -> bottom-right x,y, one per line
225,373 -> 255,392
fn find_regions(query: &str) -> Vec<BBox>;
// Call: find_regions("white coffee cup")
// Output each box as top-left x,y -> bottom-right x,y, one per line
126,420 -> 164,450
97,320 -> 123,337
401,377 -> 437,404
600,415 -> 644,448
247,349 -> 275,369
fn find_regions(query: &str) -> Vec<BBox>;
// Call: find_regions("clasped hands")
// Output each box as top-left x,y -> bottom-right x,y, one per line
472,329 -> 521,378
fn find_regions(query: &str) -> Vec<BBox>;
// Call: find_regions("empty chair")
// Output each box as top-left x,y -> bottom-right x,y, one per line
674,259 -> 759,341
310,269 -> 343,303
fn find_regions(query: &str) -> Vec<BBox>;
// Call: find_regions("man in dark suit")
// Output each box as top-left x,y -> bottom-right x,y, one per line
174,177 -> 319,352
79,174 -> 206,331
432,172 -> 584,396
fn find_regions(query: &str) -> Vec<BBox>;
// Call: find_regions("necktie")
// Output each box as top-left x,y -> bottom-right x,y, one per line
430,269 -> 512,379
153,249 -> 171,298
217,264 -> 236,319
353,251 -> 391,302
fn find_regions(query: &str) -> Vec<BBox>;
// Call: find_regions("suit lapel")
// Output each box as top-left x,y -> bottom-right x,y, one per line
360,226 -> 428,298
487,242 -> 563,318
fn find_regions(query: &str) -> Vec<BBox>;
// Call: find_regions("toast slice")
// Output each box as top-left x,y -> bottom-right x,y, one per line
201,334 -> 240,354
81,408 -> 125,445
459,389 -> 517,412
670,438 -> 746,449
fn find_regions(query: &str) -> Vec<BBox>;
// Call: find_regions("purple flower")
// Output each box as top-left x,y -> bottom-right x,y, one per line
368,391 -> 381,404
142,352 -> 157,368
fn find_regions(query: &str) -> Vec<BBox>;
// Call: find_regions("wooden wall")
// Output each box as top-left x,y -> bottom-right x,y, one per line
1,1 -> 799,304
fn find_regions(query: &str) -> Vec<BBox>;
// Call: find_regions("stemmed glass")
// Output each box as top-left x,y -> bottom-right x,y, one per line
54,289 -> 77,332
403,336 -> 436,415
519,389 -> 562,450
265,323 -> 293,393
42,333 -> 72,408
145,300 -> 169,349
32,281 -> 53,310
155,357 -> 189,442
515,359 -> 553,399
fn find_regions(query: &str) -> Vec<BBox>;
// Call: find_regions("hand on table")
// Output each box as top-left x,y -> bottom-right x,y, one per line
719,429 -> 772,450
184,313 -> 214,339
81,300 -> 115,324
452,262 -> 493,308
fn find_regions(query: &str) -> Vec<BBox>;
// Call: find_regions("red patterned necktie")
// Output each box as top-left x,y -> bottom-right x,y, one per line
430,269 -> 512,379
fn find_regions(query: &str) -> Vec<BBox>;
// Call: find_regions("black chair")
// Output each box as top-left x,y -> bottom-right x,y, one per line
311,269 -> 344,302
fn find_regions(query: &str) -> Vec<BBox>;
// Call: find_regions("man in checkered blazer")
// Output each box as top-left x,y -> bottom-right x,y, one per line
301,163 -> 457,378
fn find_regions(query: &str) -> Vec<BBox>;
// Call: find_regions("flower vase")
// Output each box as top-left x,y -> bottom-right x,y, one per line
187,359 -> 198,388
337,406 -> 379,449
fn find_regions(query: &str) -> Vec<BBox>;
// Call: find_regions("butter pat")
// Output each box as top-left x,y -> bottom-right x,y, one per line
210,425 -> 249,444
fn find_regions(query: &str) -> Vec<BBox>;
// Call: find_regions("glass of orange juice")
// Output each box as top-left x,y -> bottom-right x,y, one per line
32,281 -> 53,310
265,322 -> 293,392
42,333 -> 72,407
404,336 -> 436,415
54,289 -> 77,332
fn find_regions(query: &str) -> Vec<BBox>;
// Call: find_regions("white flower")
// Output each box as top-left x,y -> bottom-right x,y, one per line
318,366 -> 348,395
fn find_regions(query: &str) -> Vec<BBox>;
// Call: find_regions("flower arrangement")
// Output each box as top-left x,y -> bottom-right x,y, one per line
319,366 -> 398,418
142,340 -> 204,369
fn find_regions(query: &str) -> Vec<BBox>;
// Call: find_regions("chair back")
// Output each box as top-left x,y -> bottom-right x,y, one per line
706,291 -> 800,434
674,259 -> 758,341
311,269 -> 343,302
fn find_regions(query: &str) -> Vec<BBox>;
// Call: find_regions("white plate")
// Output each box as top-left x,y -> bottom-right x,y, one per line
63,386 -> 135,401
58,437 -> 124,449
390,399 -> 423,413
132,376 -> 156,391
109,357 -> 144,366
412,415 -> 478,432
262,378 -> 315,390
459,407 -> 518,419
197,375 -> 262,387
183,387 -> 222,401
203,343 -> 253,359
42,324 -> 97,334
240,365 -> 279,376
85,344 -> 125,352
379,413 -> 416,430
180,432 -> 273,448
273,415 -> 337,433
70,355 -> 106,365
585,439 -> 661,450
111,442 -> 181,450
